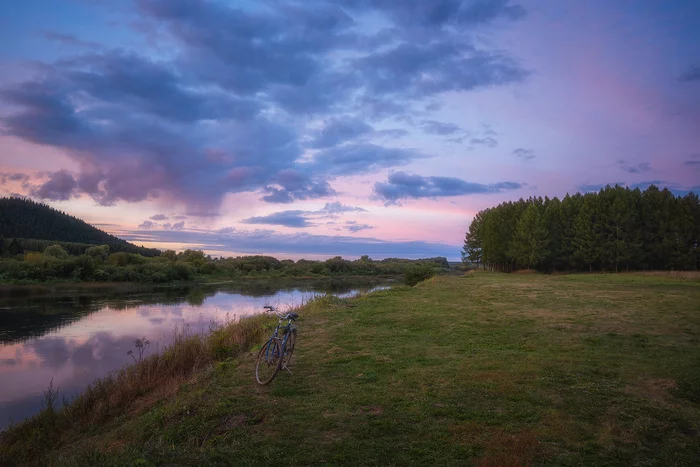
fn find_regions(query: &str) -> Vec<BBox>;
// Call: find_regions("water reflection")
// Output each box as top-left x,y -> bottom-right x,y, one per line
0,278 -> 392,429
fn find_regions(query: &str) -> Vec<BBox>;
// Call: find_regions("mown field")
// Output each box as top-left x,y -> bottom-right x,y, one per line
2,272 -> 699,466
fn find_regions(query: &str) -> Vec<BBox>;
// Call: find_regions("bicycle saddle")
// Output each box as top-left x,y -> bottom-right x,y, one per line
286,312 -> 299,320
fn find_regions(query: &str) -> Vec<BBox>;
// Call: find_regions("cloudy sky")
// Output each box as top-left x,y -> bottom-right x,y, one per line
1,0 -> 699,260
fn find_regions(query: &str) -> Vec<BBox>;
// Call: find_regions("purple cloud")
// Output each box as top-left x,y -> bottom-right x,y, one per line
310,117 -> 374,149
242,210 -> 313,228
420,120 -> 463,135
345,221 -> 374,233
685,154 -> 700,167
512,148 -> 535,161
374,171 -> 522,203
470,136 -> 498,148
679,65 -> 700,82
30,170 -> 78,201
617,160 -> 651,174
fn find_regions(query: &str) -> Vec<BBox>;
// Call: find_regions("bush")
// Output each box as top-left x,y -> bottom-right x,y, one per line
404,264 -> 437,286
43,244 -> 69,259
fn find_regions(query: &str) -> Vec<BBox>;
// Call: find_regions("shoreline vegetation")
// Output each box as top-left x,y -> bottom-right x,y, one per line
0,243 -> 450,285
2,271 -> 699,465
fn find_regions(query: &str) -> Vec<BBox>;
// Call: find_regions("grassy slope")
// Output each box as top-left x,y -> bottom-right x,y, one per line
5,272 -> 700,466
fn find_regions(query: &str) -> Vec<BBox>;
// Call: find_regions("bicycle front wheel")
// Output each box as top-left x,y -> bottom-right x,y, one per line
255,338 -> 282,385
282,329 -> 297,369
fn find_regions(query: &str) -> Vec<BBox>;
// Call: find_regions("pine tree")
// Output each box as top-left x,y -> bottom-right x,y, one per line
574,194 -> 601,272
511,203 -> 549,269
462,212 -> 484,268
543,198 -> 564,272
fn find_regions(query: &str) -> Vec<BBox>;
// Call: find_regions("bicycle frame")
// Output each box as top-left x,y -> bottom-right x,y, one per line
264,317 -> 295,360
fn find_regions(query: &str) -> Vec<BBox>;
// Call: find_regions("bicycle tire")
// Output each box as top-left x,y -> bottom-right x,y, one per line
282,329 -> 297,369
255,338 -> 282,385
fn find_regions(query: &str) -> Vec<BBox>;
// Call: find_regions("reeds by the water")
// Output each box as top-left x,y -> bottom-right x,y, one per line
0,312 -> 272,463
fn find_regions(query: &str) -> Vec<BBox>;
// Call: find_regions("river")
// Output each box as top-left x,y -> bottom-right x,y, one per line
0,278 -> 393,430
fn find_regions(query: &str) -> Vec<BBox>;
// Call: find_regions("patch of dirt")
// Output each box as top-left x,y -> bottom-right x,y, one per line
624,378 -> 677,403
358,406 -> 383,415
451,423 -> 541,466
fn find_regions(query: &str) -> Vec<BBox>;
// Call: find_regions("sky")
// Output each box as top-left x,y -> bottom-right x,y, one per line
0,0 -> 699,261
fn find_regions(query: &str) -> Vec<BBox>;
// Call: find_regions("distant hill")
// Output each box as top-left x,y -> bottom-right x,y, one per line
0,197 -> 160,257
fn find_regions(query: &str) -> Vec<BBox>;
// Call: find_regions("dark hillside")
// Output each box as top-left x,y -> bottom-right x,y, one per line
0,197 -> 160,257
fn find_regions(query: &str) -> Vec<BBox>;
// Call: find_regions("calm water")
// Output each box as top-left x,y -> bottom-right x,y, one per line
0,278 -> 392,430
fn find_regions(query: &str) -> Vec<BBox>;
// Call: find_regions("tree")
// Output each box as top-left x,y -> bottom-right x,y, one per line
7,238 -> 24,256
574,195 -> 602,272
44,244 -> 69,259
462,212 -> 484,268
543,198 -> 564,272
85,245 -> 110,260
510,204 -> 549,270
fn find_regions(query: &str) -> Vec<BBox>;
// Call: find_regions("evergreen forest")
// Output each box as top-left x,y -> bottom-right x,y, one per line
462,185 -> 700,272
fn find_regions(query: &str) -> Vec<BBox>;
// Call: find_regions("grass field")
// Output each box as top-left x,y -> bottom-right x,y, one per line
2,272 -> 700,466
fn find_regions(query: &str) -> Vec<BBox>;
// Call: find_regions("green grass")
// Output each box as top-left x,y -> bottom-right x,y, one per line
2,272 -> 699,466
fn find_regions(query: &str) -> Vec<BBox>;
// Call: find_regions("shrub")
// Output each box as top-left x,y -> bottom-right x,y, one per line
404,264 -> 437,286
43,244 -> 69,259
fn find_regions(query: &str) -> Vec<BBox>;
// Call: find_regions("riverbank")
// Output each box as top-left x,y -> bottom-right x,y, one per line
0,275 -> 401,298
2,272 -> 699,465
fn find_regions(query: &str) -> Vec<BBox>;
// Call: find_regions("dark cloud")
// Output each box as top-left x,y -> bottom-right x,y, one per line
30,170 -> 78,201
374,171 -> 522,203
470,136 -> 498,147
617,160 -> 651,173
512,148 -> 535,161
262,169 -> 336,203
39,31 -> 103,50
1,0 -> 529,210
0,173 -> 31,185
241,202 -> 367,228
150,214 -> 169,221
138,219 -> 186,230
320,201 -> 367,214
374,129 -> 410,140
341,0 -> 526,29
420,120 -> 463,135
184,211 -> 220,218
310,117 -> 374,149
358,40 -> 528,99
577,183 -> 624,193
242,210 -> 313,228
345,221 -> 374,232
685,154 -> 700,167
309,144 -> 427,176
679,65 -> 700,82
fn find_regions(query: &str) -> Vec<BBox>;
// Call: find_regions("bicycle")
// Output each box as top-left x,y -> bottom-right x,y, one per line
255,305 -> 299,385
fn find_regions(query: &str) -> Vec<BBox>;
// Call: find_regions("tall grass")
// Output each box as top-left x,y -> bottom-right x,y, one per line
0,313 -> 272,464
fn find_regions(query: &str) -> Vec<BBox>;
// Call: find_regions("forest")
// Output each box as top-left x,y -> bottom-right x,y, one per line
0,197 -> 160,257
462,184 -> 700,272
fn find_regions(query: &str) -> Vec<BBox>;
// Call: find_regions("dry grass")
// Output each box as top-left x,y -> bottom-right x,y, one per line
0,313 -> 271,465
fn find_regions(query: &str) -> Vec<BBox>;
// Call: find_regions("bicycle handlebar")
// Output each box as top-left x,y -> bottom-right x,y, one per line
263,305 -> 297,321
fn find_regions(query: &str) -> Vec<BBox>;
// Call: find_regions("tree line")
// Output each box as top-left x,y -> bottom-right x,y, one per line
0,197 -> 160,257
0,242 -> 449,284
462,185 -> 700,273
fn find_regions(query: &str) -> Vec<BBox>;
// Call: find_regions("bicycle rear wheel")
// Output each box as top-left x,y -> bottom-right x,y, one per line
282,329 -> 297,369
255,338 -> 282,385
